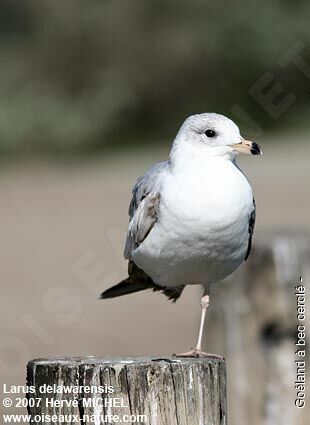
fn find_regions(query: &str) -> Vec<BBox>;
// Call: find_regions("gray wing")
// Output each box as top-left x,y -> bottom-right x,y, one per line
124,161 -> 169,259
245,198 -> 256,261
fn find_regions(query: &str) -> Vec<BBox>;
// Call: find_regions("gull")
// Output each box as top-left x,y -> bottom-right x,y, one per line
101,113 -> 262,357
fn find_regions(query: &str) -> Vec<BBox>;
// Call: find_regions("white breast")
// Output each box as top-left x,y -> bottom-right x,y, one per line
132,157 -> 253,286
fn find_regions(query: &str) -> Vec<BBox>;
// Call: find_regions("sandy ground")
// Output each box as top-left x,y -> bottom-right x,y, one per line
0,137 -> 309,416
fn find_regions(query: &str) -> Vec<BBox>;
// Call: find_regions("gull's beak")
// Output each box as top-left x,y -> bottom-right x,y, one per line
231,139 -> 262,155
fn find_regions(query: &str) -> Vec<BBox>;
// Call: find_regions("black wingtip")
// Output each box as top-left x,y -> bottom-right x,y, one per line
100,284 -> 126,300
100,277 -> 153,300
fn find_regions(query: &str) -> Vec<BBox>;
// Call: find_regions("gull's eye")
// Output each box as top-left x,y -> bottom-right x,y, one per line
205,129 -> 216,138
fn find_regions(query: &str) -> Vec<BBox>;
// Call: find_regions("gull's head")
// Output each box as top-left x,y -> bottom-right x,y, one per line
172,113 -> 262,160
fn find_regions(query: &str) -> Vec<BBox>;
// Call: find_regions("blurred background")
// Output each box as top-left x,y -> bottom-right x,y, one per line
0,1 -> 309,424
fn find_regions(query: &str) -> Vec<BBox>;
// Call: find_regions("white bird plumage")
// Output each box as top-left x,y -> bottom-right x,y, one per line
102,112 -> 262,357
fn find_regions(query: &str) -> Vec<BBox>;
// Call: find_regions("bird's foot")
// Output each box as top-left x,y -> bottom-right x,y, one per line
173,349 -> 224,359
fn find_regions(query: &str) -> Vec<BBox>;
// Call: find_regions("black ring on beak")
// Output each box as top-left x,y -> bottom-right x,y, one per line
250,142 -> 262,155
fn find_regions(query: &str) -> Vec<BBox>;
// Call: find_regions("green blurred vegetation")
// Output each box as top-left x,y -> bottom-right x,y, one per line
0,0 -> 309,158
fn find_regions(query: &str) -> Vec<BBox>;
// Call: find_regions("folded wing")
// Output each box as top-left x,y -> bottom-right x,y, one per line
124,161 -> 168,258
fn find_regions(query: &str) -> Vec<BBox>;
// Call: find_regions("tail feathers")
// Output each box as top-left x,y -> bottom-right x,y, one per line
153,285 -> 185,302
100,260 -> 185,302
100,278 -> 152,299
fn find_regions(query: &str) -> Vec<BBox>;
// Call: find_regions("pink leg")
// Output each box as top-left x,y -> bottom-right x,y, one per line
174,286 -> 223,359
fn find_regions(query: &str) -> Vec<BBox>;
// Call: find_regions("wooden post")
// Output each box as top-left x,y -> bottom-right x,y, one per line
27,356 -> 227,425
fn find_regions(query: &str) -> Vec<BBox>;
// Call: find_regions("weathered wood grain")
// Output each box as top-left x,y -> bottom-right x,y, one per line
27,357 -> 227,425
